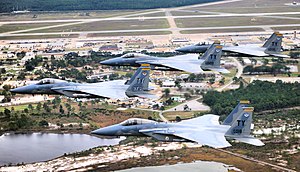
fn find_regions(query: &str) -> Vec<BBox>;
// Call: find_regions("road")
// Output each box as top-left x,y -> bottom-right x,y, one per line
217,57 -> 243,92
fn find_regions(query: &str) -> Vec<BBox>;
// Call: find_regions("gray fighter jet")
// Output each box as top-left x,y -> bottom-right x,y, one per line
100,42 -> 229,74
91,102 -> 264,148
10,64 -> 156,99
176,32 -> 289,58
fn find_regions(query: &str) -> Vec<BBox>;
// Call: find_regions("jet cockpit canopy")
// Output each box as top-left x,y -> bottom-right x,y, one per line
120,118 -> 155,126
37,78 -> 67,85
195,42 -> 207,46
121,53 -> 150,59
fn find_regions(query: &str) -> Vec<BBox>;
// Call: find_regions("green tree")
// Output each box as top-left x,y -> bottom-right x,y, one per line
39,120 -> 49,127
36,102 -> 42,111
28,104 -> 34,110
163,88 -> 170,97
59,105 -> 65,114
184,93 -> 191,100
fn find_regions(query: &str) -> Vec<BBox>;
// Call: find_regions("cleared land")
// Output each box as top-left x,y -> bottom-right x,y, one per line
0,34 -> 79,40
180,28 -> 265,34
23,19 -> 170,33
0,22 -> 72,33
98,146 -> 275,172
87,31 -> 171,37
175,16 -> 300,28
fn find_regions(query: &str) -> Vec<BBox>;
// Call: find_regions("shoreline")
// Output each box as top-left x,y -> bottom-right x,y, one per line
0,128 -> 91,136
0,142 -> 274,172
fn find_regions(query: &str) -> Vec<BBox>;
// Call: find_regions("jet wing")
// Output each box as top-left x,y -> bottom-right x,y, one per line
74,86 -> 128,99
137,60 -> 203,73
174,131 -> 232,148
52,86 -> 128,99
179,114 -> 220,126
140,126 -> 232,148
223,46 -> 267,57
269,53 -> 289,58
167,54 -> 200,61
136,54 -> 203,73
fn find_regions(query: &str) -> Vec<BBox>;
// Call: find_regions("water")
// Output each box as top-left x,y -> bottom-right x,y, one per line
118,161 -> 240,172
0,132 -> 123,166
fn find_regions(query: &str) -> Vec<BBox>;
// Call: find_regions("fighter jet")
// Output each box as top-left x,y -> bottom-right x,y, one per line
100,41 -> 229,74
10,64 -> 156,99
176,32 -> 289,58
91,102 -> 264,148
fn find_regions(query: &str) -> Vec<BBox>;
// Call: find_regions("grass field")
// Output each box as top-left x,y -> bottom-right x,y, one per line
187,0 -> 295,10
171,10 -> 215,16
189,6 -> 300,14
163,111 -> 208,121
280,14 -> 300,18
23,19 -> 170,33
0,22 -> 72,33
0,34 -> 79,40
0,10 -> 139,21
175,16 -> 299,28
87,31 -> 171,37
0,104 -> 37,112
271,26 -> 300,31
126,11 -> 166,18
180,28 -> 264,34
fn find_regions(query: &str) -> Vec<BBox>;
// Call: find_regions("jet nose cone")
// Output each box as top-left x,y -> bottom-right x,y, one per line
175,46 -> 189,52
10,85 -> 35,94
91,126 -> 117,136
10,87 -> 28,94
100,58 -> 118,66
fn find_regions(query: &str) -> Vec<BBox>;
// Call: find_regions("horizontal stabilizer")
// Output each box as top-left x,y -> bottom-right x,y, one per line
233,136 -> 265,146
269,53 -> 289,58
175,131 -> 232,148
208,67 -> 230,74
131,92 -> 159,99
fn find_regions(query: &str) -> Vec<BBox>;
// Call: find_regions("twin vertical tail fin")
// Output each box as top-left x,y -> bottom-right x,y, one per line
263,32 -> 283,53
225,106 -> 264,146
200,41 -> 229,73
125,64 -> 156,99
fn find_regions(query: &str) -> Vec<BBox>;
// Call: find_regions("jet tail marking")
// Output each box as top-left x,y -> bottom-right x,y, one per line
125,64 -> 154,98
222,100 -> 250,125
200,41 -> 228,73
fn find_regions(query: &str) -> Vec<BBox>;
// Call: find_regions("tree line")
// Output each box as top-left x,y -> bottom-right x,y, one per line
203,80 -> 300,116
0,0 -> 219,13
